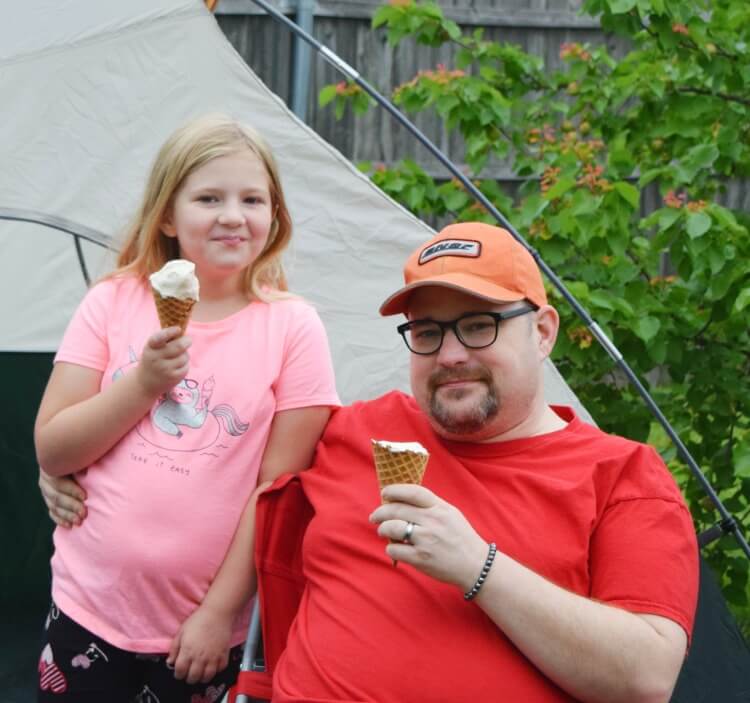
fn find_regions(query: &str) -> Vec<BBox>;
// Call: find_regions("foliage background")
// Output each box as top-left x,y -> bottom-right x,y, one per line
321,0 -> 750,634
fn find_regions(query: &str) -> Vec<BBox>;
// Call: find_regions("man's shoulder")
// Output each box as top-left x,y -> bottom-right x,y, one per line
559,406 -> 649,455
329,390 -> 416,422
320,390 -> 424,446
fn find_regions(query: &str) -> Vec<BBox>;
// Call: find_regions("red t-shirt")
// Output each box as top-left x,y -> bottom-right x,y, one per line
261,391 -> 698,702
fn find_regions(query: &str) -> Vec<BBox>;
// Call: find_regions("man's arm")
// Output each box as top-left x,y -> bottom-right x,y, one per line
168,405 -> 330,684
371,484 -> 688,703
471,549 -> 686,703
39,469 -> 87,527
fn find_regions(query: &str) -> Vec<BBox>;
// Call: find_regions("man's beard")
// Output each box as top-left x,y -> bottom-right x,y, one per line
427,366 -> 499,435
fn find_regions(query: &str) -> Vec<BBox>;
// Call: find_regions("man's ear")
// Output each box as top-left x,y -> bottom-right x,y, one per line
161,209 -> 177,238
535,305 -> 559,360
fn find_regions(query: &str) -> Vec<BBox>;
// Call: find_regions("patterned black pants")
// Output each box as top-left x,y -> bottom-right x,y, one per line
37,604 -> 243,703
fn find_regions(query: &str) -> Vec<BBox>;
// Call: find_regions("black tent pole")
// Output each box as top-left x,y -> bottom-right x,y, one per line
246,0 -> 750,559
0,209 -> 116,286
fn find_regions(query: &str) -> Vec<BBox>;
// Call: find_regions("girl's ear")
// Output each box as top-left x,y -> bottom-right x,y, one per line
161,209 -> 177,238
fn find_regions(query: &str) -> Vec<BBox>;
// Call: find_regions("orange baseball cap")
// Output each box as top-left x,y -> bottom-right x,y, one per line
379,222 -> 547,316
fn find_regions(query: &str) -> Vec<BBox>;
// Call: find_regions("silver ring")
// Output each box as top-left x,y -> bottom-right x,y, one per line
402,521 -> 416,544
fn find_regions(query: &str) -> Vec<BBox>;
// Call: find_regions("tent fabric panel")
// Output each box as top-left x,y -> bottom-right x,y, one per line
0,0 -> 593,420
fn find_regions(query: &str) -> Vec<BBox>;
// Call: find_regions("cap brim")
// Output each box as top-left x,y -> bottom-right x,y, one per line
379,273 -> 526,316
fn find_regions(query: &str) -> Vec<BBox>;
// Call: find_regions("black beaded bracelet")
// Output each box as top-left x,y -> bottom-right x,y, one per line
464,542 -> 497,601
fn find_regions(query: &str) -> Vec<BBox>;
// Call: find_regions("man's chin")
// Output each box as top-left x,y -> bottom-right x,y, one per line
429,402 -> 494,436
430,416 -> 488,438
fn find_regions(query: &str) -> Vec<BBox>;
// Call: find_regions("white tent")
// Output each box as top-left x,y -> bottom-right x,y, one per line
0,0 -> 591,412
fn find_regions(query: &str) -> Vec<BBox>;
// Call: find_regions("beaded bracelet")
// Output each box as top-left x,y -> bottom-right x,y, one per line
464,542 -> 497,601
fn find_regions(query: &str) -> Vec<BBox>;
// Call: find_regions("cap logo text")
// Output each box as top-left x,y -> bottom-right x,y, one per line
419,239 -> 481,265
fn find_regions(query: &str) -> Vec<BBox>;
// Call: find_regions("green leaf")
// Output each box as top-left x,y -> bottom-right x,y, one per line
353,93 -> 372,114
614,181 -> 640,209
442,189 -> 469,211
658,208 -> 682,230
319,84 -> 337,107
589,290 -> 615,311
567,281 -> 590,300
609,0 -> 637,13
544,176 -> 577,200
372,6 -> 395,29
649,337 -> 667,364
334,98 -> 345,120
519,194 -> 549,226
634,316 -> 661,343
387,177 -> 407,193
686,211 -> 711,238
707,268 -> 736,301
638,168 -> 663,187
675,144 -> 720,184
405,184 -> 426,210
735,444 -> 750,479
734,288 -> 750,313
707,247 -> 725,275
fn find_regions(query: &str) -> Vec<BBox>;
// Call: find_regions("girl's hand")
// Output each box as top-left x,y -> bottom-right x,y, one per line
38,468 -> 87,528
167,604 -> 233,684
369,484 -> 488,592
136,327 -> 192,397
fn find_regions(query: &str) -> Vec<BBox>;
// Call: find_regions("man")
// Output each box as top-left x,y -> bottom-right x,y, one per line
43,222 -> 698,702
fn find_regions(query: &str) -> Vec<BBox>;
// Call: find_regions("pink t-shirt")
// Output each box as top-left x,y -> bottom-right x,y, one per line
50,275 -> 340,652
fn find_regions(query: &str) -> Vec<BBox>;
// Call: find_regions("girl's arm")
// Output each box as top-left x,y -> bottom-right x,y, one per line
35,327 -> 190,476
168,404 -> 330,684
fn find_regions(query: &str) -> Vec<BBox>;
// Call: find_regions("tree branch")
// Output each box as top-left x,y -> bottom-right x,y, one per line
676,87 -> 750,108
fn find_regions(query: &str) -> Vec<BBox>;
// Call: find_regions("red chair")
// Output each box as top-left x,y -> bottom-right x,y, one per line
228,475 -> 312,702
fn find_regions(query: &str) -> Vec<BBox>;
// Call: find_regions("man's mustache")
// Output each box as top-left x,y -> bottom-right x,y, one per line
428,367 -> 493,392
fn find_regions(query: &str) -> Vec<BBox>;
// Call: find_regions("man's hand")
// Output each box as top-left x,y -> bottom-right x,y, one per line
167,604 -> 233,684
369,484 -> 488,592
38,468 -> 87,528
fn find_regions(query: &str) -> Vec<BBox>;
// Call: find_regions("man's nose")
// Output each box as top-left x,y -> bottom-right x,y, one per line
435,328 -> 470,365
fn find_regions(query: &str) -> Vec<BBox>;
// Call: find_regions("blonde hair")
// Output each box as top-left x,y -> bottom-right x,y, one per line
111,114 -> 293,302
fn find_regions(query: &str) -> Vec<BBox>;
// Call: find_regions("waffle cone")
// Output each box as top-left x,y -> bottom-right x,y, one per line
372,442 -> 428,499
152,289 -> 196,334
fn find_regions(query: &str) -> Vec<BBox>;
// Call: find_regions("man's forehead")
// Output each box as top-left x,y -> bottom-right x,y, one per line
406,286 -> 512,317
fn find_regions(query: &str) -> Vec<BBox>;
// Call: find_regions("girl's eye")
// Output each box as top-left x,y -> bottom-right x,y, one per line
197,195 -> 218,203
244,196 -> 265,205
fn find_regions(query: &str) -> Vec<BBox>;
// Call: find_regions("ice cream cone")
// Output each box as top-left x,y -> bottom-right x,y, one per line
372,442 -> 429,494
372,440 -> 429,567
152,290 -> 196,334
149,259 -> 200,335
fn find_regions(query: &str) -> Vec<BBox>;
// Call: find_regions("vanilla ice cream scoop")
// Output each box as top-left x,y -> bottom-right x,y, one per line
149,259 -> 200,301
149,259 -> 199,334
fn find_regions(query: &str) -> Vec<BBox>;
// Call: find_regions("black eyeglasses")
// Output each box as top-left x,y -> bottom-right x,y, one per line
397,304 -> 537,355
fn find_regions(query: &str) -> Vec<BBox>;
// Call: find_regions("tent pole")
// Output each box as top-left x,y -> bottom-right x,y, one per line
248,0 -> 750,560
290,0 -> 314,119
0,209 -> 114,288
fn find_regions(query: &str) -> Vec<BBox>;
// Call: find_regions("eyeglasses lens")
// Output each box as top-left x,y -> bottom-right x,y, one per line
405,321 -> 442,354
456,314 -> 498,348
405,313 -> 498,354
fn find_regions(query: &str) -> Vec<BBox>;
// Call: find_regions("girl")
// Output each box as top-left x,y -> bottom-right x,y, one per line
34,114 -> 339,702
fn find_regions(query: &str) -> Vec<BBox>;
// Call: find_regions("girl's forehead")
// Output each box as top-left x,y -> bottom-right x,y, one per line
184,149 -> 270,187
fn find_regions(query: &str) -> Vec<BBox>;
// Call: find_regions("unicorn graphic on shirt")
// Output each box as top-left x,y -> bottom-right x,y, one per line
152,376 -> 248,438
113,348 -> 248,454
